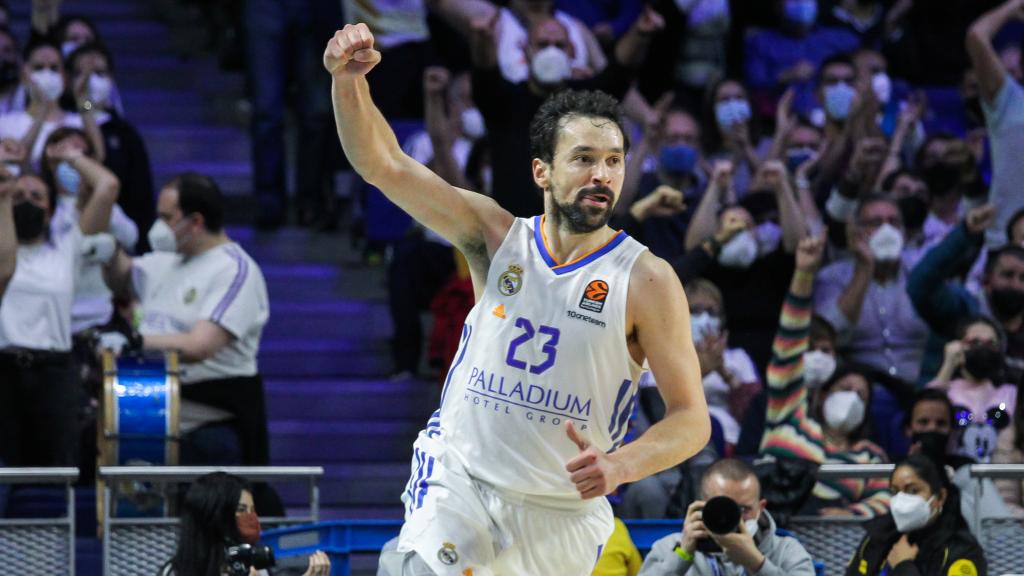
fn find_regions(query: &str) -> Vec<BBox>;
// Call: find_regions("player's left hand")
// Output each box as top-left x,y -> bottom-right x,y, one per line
564,421 -> 624,499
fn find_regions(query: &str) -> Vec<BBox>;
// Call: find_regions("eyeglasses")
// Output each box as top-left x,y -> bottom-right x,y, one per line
858,217 -> 902,228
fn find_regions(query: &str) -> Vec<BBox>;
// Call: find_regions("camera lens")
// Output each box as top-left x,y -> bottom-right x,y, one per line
702,496 -> 742,535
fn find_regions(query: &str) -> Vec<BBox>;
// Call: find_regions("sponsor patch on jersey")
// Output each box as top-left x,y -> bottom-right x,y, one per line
579,279 -> 609,313
492,304 -> 506,319
438,542 -> 459,565
183,287 -> 197,305
497,264 -> 523,296
947,559 -> 977,576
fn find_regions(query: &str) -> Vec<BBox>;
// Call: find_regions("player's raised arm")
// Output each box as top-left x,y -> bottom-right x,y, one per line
324,24 -> 512,254
614,254 -> 711,482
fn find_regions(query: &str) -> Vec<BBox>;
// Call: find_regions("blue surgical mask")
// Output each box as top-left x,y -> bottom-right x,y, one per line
824,83 -> 856,120
56,161 -> 81,196
784,0 -> 818,27
659,144 -> 698,175
715,99 -> 751,129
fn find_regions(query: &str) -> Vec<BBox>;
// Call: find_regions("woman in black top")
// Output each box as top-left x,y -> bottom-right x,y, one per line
845,455 -> 986,576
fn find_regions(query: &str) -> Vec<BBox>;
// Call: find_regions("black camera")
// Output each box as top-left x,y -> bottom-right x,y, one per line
225,543 -> 275,576
695,495 -> 741,554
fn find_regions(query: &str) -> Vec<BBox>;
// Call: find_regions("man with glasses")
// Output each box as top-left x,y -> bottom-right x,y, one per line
813,194 -> 930,383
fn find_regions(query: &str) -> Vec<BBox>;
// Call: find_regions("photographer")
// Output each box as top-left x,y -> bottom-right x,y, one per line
162,472 -> 329,576
639,459 -> 815,576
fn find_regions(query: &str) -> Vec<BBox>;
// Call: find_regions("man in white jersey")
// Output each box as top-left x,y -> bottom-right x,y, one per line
325,24 -> 710,576
103,173 -> 271,469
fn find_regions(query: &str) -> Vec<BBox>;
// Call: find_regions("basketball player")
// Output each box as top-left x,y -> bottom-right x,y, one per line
324,23 -> 710,576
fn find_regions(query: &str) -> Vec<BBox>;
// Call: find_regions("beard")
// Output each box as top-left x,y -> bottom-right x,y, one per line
552,185 -> 614,234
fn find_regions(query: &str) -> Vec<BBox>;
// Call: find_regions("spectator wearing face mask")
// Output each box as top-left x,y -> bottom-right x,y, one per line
42,127 -> 136,335
103,173 -> 271,469
468,9 -> 661,216
0,39 -> 105,171
908,204 -> 1024,384
612,105 -> 699,262
678,160 -> 809,370
904,388 -> 1010,533
878,171 -> 932,268
763,236 -> 891,518
639,459 -> 816,576
702,79 -> 770,194
744,0 -> 859,116
814,195 -> 929,383
968,0 -> 1024,250
844,455 -> 986,576
927,316 -> 1016,464
66,43 -> 154,249
0,159 -> 118,468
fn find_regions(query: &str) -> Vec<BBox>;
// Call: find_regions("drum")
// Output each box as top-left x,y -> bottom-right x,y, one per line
98,351 -> 180,519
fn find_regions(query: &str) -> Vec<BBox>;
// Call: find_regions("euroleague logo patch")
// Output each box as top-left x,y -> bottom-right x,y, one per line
579,279 -> 609,313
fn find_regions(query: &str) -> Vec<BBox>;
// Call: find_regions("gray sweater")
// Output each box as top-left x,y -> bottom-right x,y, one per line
638,511 -> 816,576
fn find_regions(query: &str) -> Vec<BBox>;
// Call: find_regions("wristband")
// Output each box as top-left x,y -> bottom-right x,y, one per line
673,545 -> 694,561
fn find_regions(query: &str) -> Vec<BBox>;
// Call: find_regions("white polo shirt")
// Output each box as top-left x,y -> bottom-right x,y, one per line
0,226 -> 82,351
132,242 -> 269,384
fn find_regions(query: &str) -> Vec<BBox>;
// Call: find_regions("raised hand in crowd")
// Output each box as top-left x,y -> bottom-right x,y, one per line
685,161 -> 736,251
965,204 -> 997,235
615,5 -> 665,70
794,235 -> 827,276
469,10 -> 499,69
695,327 -> 727,379
628,185 -> 686,223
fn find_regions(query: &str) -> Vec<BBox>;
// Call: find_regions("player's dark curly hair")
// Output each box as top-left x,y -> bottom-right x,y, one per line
529,89 -> 629,165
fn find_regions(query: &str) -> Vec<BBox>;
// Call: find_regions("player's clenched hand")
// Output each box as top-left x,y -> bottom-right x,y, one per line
564,421 -> 625,499
323,23 -> 382,77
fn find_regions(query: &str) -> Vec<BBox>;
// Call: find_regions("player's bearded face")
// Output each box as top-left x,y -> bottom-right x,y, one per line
552,184 -> 615,234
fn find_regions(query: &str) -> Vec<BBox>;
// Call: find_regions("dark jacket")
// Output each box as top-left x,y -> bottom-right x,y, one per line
844,499 -> 986,576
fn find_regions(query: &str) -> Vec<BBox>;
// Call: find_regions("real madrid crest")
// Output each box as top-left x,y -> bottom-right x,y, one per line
497,264 -> 523,296
184,287 -> 197,305
437,542 -> 459,565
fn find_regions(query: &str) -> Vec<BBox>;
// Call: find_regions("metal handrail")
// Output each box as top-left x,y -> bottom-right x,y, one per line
969,463 -> 1024,478
0,467 -> 79,483
814,464 -> 894,479
98,466 -> 323,482
0,467 -> 78,576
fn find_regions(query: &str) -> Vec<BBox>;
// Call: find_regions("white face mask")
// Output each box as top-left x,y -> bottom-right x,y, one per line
872,72 -> 892,105
803,350 -> 837,389
147,220 -> 178,253
530,46 -> 571,85
718,230 -> 758,268
869,223 -> 904,261
30,70 -> 65,103
823,389 -> 865,433
890,492 -> 936,533
690,311 -> 721,346
460,107 -> 485,140
88,74 -> 113,106
744,518 -> 759,538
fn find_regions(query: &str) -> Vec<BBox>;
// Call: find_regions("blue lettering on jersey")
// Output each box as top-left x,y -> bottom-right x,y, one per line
466,366 -> 592,422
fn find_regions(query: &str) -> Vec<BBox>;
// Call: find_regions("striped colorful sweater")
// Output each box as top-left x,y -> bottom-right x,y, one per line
760,289 -> 891,517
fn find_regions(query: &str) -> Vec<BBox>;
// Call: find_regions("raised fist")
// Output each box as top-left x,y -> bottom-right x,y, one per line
323,23 -> 382,77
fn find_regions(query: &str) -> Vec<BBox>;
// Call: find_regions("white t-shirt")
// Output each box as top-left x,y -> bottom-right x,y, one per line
132,242 -> 269,384
0,225 -> 82,351
496,7 -> 602,83
52,196 -> 138,332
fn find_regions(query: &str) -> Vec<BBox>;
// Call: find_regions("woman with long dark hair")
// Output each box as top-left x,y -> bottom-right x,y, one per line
162,472 -> 329,576
845,455 -> 987,575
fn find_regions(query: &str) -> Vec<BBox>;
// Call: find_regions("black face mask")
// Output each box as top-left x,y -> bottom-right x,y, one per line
924,162 -> 961,199
989,287 -> 1024,319
897,196 -> 929,232
963,346 -> 1004,382
13,202 -> 46,241
911,431 -> 951,465
0,60 -> 17,90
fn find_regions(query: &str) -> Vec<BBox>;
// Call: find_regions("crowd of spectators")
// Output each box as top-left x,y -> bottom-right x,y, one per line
343,0 -> 1024,568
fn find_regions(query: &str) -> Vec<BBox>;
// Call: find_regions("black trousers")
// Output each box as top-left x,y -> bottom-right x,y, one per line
388,235 -> 456,374
0,350 -> 81,467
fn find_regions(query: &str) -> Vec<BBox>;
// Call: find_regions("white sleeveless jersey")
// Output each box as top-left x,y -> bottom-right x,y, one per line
428,216 -> 648,501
